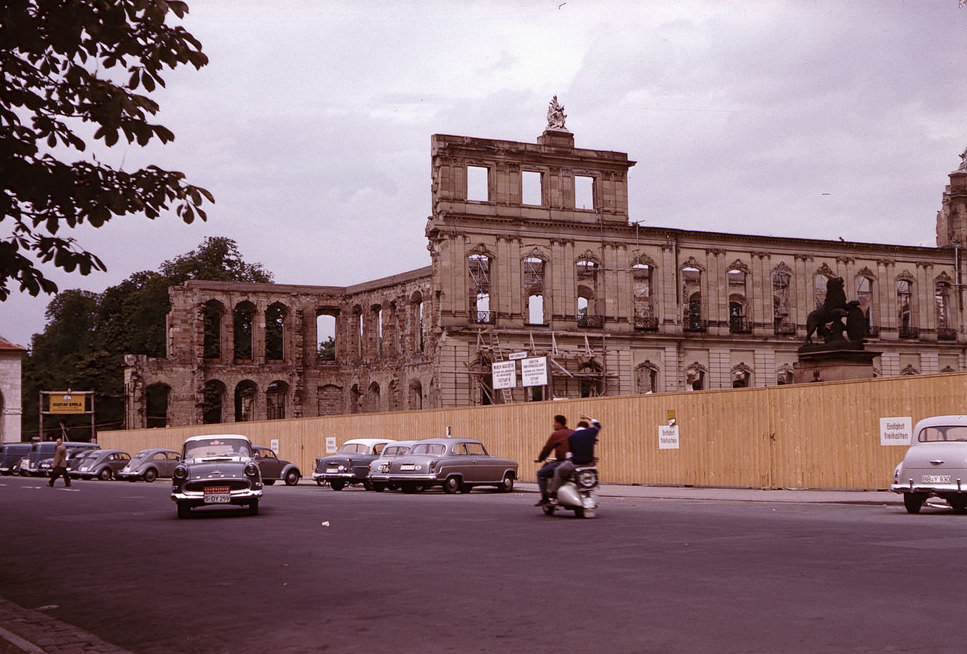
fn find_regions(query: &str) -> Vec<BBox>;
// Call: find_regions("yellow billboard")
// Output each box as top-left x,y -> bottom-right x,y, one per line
49,395 -> 86,414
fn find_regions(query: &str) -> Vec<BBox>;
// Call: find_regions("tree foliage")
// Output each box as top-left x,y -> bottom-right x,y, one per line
21,237 -> 272,440
0,0 -> 212,300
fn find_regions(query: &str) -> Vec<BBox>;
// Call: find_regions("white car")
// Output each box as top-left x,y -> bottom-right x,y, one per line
312,438 -> 394,490
891,415 -> 967,514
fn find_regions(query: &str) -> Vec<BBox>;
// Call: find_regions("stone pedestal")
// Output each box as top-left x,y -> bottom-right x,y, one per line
793,346 -> 881,384
537,129 -> 574,148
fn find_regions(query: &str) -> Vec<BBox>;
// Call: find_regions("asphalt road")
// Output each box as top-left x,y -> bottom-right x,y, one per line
1,476 -> 965,654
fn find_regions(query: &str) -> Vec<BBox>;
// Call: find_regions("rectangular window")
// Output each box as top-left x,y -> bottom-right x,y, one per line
575,175 -> 594,210
522,171 -> 542,206
467,166 -> 489,202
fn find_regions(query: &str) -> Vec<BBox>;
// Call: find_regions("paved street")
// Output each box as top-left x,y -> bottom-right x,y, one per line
0,476 -> 963,653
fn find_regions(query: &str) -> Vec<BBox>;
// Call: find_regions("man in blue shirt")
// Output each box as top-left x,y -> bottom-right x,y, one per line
548,414 -> 600,501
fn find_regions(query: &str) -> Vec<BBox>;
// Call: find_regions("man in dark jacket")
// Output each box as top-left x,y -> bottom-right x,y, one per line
534,415 -> 573,505
548,414 -> 600,501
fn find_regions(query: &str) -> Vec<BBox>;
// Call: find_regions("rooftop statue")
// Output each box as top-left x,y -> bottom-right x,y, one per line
959,145 -> 967,172
546,95 -> 568,131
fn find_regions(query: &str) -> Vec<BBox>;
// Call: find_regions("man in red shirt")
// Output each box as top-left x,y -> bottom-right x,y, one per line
534,415 -> 573,506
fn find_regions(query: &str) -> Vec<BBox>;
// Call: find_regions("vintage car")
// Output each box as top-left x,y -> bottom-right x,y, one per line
75,449 -> 131,480
0,443 -> 32,475
253,445 -> 301,486
21,441 -> 99,477
891,415 -> 967,513
171,434 -> 263,518
367,440 -> 421,491
382,438 -> 518,494
117,448 -> 182,482
312,438 -> 394,490
39,447 -> 94,478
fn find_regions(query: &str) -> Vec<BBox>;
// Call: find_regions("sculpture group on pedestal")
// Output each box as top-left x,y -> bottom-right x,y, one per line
802,276 -> 867,349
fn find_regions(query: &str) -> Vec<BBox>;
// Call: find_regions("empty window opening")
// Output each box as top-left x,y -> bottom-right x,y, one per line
524,257 -> 546,325
409,381 -> 423,410
233,302 -> 256,361
374,306 -> 383,356
468,254 -> 492,324
633,264 -> 655,329
772,268 -> 792,335
936,281 -> 952,333
575,175 -> 594,210
364,382 -> 380,413
682,267 -> 702,331
266,381 -> 288,420
234,380 -> 257,422
467,165 -> 489,202
145,384 -> 170,429
522,171 -> 542,206
897,279 -> 914,335
856,276 -> 874,332
203,380 -> 225,424
576,259 -> 599,327
316,312 -> 336,362
265,303 -> 286,361
203,300 -> 224,360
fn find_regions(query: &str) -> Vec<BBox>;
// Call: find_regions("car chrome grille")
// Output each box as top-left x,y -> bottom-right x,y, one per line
185,480 -> 251,492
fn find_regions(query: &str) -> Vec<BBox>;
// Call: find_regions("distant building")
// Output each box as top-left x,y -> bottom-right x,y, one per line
123,110 -> 966,428
0,336 -> 25,442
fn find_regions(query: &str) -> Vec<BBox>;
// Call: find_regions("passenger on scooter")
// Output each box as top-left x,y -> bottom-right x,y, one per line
534,414 -> 574,506
548,414 -> 601,503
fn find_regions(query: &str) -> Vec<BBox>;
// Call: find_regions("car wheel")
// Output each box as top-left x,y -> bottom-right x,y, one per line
315,479 -> 325,486
177,503 -> 191,519
284,470 -> 300,486
497,474 -> 514,493
330,480 -> 346,491
98,468 -> 112,481
142,468 -> 158,483
903,492 -> 927,514
387,482 -> 400,491
248,501 -> 259,516
443,476 -> 461,494
264,479 -> 276,486
401,482 -> 419,494
949,496 -> 967,513
362,479 -> 374,491
573,507 -> 585,518
372,482 -> 386,492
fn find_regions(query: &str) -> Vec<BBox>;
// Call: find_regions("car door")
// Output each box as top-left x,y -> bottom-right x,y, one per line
466,441 -> 498,482
110,452 -> 131,474
258,449 -> 282,480
160,451 -> 180,477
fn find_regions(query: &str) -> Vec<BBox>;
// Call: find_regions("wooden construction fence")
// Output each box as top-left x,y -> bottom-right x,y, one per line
98,372 -> 967,490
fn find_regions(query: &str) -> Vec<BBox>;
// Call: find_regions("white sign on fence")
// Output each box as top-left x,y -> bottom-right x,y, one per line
880,416 -> 912,446
659,425 -> 680,450
270,438 -> 280,454
326,436 -> 337,453
492,360 -> 517,389
509,351 -> 528,360
521,357 -> 548,387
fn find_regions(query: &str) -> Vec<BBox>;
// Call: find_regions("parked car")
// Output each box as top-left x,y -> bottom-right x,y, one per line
381,438 -> 518,494
171,434 -> 263,518
892,415 -> 967,514
21,441 -> 99,477
38,447 -> 92,478
0,443 -> 32,475
74,449 -> 131,480
117,448 -> 182,482
367,440 -> 422,491
312,438 -> 394,490
68,449 -> 102,478
253,446 -> 301,486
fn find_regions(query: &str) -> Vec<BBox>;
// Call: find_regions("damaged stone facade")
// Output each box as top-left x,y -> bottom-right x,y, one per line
124,120 -> 967,428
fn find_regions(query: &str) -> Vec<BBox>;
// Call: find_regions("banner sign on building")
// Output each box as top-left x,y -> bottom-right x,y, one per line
49,394 -> 86,414
880,417 -> 912,446
492,360 -> 517,389
659,425 -> 680,450
521,357 -> 548,387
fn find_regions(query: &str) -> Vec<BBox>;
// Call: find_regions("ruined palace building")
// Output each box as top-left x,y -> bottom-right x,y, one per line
123,106 -> 967,428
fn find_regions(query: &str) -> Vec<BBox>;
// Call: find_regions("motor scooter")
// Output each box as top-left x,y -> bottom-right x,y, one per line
540,462 -> 599,519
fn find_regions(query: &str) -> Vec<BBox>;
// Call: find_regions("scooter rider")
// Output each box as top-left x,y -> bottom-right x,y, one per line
548,414 -> 601,503
534,414 -> 574,506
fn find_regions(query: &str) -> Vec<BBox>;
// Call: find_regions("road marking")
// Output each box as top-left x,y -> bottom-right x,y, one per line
0,625 -> 45,654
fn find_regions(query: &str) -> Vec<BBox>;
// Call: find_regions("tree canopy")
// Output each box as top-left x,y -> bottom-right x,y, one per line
21,237 -> 272,440
0,0 -> 212,300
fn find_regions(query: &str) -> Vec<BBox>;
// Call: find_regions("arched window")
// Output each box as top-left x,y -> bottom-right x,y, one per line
233,301 -> 256,361
202,300 -> 225,360
408,380 -> 423,410
728,268 -> 749,334
203,380 -> 226,424
468,253 -> 493,324
772,265 -> 794,335
234,380 -> 257,422
523,256 -> 546,325
633,263 -> 656,330
364,382 -> 381,413
350,384 -> 361,414
682,267 -> 703,332
731,363 -> 753,388
936,277 -> 955,340
576,259 -> 599,328
636,362 -> 659,394
897,276 -> 916,338
265,303 -> 286,361
410,292 -> 424,353
856,275 -> 875,336
266,380 -> 288,420
316,309 -> 337,362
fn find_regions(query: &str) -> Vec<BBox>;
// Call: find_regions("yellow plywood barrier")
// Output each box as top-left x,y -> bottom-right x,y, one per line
98,372 -> 967,490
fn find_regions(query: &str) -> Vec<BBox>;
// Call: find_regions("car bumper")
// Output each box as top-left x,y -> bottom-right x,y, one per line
312,472 -> 358,482
171,488 -> 262,507
891,481 -> 967,495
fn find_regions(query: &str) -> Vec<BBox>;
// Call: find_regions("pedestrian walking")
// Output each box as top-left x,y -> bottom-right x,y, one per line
48,438 -> 71,488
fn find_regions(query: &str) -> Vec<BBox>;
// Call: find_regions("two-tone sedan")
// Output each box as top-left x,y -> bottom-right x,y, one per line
171,434 -> 263,518
892,415 -> 967,514
312,438 -> 394,490
382,438 -> 518,494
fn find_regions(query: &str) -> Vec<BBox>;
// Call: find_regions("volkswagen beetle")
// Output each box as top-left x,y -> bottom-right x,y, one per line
891,415 -> 967,514
171,434 -> 262,518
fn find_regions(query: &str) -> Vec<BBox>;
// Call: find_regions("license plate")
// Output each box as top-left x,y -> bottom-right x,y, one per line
326,467 -> 339,473
922,474 -> 952,484
400,464 -> 416,471
204,486 -> 231,503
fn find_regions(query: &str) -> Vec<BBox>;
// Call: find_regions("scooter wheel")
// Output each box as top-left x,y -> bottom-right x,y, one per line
541,503 -> 556,516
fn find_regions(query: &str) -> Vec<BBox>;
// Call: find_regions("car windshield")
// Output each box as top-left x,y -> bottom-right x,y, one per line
918,426 -> 967,442
185,438 -> 252,460
411,443 -> 446,456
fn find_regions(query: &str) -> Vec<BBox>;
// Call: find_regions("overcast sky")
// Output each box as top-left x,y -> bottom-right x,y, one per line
3,0 -> 967,349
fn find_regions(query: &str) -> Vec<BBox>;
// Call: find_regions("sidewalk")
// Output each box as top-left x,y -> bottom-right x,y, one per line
515,481 -> 899,505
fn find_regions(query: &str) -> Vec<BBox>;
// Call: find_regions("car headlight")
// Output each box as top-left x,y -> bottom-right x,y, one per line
244,462 -> 259,477
173,465 -> 188,480
576,469 -> 599,488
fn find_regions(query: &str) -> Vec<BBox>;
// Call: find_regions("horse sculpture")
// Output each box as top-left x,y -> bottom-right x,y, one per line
804,276 -> 853,345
